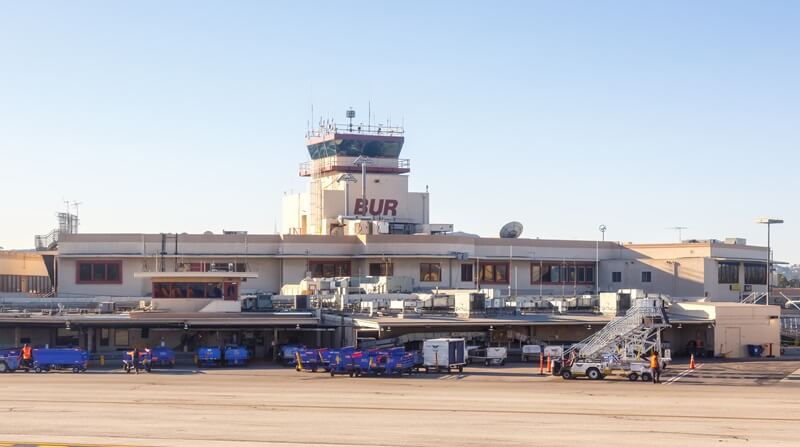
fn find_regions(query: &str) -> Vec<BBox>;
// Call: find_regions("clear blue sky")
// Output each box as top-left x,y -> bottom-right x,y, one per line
1,2 -> 798,262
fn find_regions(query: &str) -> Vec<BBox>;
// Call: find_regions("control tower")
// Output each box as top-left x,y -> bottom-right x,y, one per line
282,109 -> 451,236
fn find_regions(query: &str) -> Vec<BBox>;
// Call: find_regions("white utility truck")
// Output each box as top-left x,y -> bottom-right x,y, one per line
466,347 -> 507,366
423,338 -> 466,373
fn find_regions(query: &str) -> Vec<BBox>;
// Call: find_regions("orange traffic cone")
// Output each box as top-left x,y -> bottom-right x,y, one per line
689,354 -> 696,369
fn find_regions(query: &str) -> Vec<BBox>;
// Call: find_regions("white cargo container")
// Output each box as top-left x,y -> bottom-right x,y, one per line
422,338 -> 466,373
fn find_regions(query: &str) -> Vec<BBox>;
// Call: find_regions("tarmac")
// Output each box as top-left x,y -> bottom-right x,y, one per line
1,359 -> 799,447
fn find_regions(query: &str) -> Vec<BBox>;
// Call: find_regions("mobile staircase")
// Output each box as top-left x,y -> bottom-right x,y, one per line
558,296 -> 671,380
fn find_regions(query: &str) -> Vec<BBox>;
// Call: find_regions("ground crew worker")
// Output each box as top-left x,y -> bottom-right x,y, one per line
649,350 -> 661,384
20,343 -> 33,370
132,348 -> 140,374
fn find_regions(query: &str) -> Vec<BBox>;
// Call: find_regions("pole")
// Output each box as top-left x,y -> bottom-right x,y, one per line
361,161 -> 367,215
509,246 -> 513,298
595,239 -> 599,295
767,223 -> 771,306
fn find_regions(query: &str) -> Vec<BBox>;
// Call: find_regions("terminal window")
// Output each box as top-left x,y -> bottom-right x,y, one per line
461,264 -> 474,282
531,263 -> 594,284
369,262 -> 394,276
309,261 -> 351,277
612,272 -> 622,282
641,271 -> 652,283
420,263 -> 441,282
480,262 -> 509,284
718,262 -> 739,284
76,260 -> 122,284
744,263 -> 767,285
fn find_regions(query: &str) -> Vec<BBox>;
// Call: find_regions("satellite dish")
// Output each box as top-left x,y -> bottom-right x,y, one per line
499,221 -> 523,239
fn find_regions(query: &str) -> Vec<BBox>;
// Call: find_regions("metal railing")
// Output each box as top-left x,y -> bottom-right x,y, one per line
34,229 -> 59,250
740,292 -> 767,305
306,122 -> 404,139
299,156 -> 410,177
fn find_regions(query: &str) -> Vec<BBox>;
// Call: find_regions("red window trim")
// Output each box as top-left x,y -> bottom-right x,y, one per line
531,262 -> 595,285
419,262 -> 442,282
479,261 -> 510,285
76,260 -> 123,284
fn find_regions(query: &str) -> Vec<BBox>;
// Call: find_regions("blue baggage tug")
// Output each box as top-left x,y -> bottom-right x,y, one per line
323,346 -> 416,378
31,348 -> 89,373
223,346 -> 249,366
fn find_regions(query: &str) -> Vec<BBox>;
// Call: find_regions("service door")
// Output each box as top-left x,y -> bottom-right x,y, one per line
724,327 -> 741,358
223,282 -> 238,301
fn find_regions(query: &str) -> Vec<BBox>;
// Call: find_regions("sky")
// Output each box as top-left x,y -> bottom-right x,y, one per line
1,2 -> 798,262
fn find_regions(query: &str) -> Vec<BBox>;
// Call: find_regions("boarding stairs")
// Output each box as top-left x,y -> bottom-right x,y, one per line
565,297 -> 670,362
740,292 -> 767,305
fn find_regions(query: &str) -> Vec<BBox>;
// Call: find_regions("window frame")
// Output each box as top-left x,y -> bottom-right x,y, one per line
531,262 -> 594,285
308,260 -> 351,278
481,262 -> 510,285
612,271 -> 622,283
717,262 -> 739,284
460,263 -> 474,282
744,263 -> 767,285
420,263 -> 442,282
641,271 -> 652,283
368,262 -> 394,276
75,260 -> 123,284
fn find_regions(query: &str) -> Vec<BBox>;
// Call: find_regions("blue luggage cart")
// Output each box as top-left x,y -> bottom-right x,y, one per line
328,347 -> 358,377
279,344 -> 305,366
150,347 -> 176,368
224,345 -> 249,366
32,348 -> 89,373
0,348 -> 21,373
197,346 -> 222,367
295,349 -> 322,372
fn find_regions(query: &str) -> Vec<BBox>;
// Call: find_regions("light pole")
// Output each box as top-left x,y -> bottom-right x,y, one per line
353,156 -> 372,216
756,218 -> 784,306
336,173 -> 357,216
597,225 -> 606,295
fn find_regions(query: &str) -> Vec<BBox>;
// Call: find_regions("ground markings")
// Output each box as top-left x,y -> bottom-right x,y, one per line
780,367 -> 800,383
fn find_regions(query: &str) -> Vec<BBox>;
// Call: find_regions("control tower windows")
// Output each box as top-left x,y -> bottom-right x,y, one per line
420,263 -> 441,282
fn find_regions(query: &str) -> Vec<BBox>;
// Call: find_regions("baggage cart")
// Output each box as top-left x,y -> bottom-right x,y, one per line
31,348 -> 89,373
224,345 -> 249,366
197,346 -> 222,367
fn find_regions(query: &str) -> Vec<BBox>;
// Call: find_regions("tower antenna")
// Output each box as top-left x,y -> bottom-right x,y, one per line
667,226 -> 688,242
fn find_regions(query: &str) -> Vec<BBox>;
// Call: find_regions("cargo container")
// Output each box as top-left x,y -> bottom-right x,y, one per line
422,338 -> 465,373
31,348 -> 88,373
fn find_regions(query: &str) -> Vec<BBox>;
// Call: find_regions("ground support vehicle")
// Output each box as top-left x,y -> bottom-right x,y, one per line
422,338 -> 466,374
197,347 -> 222,367
557,360 -> 610,380
328,347 -> 358,377
295,349 -> 322,372
383,349 -> 416,376
278,344 -> 305,366
123,350 -> 152,373
353,349 -> 385,376
317,348 -> 336,371
31,349 -> 89,373
467,347 -> 507,366
223,346 -> 249,366
149,347 -> 176,368
0,349 -> 21,373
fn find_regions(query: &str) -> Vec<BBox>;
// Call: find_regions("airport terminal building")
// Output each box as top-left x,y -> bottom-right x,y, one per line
0,114 -> 782,360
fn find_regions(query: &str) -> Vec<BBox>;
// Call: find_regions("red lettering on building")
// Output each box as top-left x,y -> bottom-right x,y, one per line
353,198 -> 399,216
